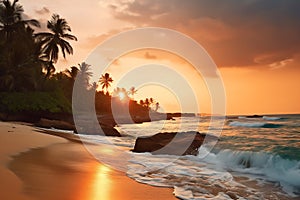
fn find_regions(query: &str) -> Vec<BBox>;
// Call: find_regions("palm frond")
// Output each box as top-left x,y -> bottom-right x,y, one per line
62,33 -> 77,41
24,19 -> 40,28
36,13 -> 77,63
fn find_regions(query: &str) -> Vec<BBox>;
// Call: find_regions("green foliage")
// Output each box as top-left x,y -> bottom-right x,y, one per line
0,1 -> 156,119
0,91 -> 71,113
95,91 -> 112,114
0,1 -> 76,116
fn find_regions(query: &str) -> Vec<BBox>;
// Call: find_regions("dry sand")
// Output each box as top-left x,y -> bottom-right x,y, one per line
0,121 -> 176,200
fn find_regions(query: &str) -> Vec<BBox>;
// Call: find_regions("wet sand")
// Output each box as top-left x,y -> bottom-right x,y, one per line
0,121 -> 176,200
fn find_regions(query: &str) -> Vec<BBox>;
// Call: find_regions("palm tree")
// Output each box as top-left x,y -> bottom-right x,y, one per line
144,98 -> 150,108
35,14 -> 77,77
139,100 -> 144,106
0,0 -> 40,38
91,82 -> 98,91
128,86 -> 137,99
77,62 -> 93,89
149,98 -> 154,105
113,87 -> 121,96
0,0 -> 41,92
99,73 -> 113,94
64,66 -> 79,82
155,102 -> 159,112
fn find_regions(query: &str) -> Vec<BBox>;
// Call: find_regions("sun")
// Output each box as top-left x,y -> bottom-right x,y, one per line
118,91 -> 126,101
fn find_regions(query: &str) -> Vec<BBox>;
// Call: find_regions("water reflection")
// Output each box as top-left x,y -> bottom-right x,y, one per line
92,165 -> 111,200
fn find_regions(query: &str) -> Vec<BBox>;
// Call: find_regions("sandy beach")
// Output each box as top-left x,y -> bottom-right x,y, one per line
0,121 -> 176,200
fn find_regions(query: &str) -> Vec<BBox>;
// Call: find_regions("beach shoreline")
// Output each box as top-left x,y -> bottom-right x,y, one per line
0,121 -> 176,200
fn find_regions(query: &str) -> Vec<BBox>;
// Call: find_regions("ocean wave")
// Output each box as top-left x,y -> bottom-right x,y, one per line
262,116 -> 282,121
207,149 -> 300,196
229,121 -> 283,128
237,116 -> 247,119
127,152 -> 241,200
128,147 -> 300,199
38,127 -> 75,134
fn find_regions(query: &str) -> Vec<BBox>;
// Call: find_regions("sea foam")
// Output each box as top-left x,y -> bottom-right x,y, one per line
206,149 -> 300,196
262,116 -> 282,121
229,121 -> 283,128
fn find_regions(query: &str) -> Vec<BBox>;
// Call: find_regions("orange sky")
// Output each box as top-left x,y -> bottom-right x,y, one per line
21,0 -> 300,115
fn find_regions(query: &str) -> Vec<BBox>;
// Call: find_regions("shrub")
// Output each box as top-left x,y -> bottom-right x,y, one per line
0,91 -> 71,113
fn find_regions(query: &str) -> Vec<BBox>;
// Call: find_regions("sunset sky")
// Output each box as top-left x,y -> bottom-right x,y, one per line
21,0 -> 300,115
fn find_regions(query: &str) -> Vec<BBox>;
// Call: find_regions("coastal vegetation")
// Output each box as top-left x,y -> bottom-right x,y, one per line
0,0 -> 159,124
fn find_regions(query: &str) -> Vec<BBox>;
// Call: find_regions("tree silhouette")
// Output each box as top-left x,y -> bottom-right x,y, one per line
64,66 -> 79,82
91,82 -> 98,91
113,87 -> 121,96
35,14 -> 77,77
0,0 -> 40,38
128,86 -> 137,99
144,98 -> 150,108
139,99 -> 144,106
99,73 -> 113,94
149,97 -> 154,105
113,87 -> 129,101
0,0 -> 41,91
77,62 -> 93,89
155,102 -> 159,112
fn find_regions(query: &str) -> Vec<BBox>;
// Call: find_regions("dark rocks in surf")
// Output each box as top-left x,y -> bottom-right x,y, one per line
35,118 -> 121,137
132,131 -> 217,156
246,115 -> 262,118
35,118 -> 75,131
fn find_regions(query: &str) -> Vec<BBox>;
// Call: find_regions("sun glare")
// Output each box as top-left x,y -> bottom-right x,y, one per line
92,165 -> 111,200
118,91 -> 126,101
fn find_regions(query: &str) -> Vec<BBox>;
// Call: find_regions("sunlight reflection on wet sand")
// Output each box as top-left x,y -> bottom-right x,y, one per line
92,165 -> 112,200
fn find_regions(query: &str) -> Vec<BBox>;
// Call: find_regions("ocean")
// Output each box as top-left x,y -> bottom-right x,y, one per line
78,114 -> 300,199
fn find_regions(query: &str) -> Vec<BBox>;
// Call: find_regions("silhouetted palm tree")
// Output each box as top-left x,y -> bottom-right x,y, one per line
65,66 -> 79,82
128,86 -> 137,99
35,14 -> 77,77
155,102 -> 159,112
0,0 -> 41,92
0,0 -> 40,38
99,73 -> 113,93
144,98 -> 150,108
149,98 -> 154,104
91,82 -> 98,91
77,62 -> 92,88
139,100 -> 144,106
113,87 -> 121,96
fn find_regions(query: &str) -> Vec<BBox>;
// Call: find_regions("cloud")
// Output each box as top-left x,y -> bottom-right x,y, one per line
82,27 -> 134,50
254,53 -> 291,65
176,17 -> 235,42
144,52 -> 157,59
103,0 -> 300,67
269,58 -> 294,70
35,7 -> 50,15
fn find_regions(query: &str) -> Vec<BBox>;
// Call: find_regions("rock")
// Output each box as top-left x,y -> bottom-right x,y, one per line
246,114 -> 262,118
35,118 -> 75,131
97,115 -> 117,127
133,131 -> 216,156
37,118 -> 121,137
74,119 -> 121,137
99,123 -> 121,137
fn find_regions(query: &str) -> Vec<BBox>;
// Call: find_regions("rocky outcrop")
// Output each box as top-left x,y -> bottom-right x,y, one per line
76,123 -> 121,137
246,115 -> 262,118
133,131 -> 216,156
35,118 -> 121,137
100,124 -> 121,137
35,118 -> 75,130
